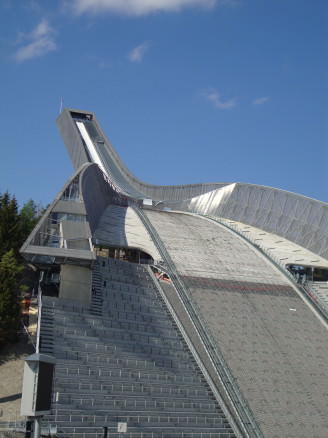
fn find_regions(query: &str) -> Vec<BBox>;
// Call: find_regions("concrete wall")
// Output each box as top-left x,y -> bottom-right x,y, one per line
57,109 -> 229,202
53,200 -> 86,215
94,205 -> 160,261
59,265 -> 92,303
56,108 -> 90,169
168,183 -> 328,261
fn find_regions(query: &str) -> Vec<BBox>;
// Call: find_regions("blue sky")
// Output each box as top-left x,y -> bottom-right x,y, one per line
1,0 -> 327,206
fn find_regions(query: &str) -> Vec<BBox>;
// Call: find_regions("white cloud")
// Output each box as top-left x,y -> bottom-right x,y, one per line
70,0 -> 217,16
128,42 -> 151,62
14,19 -> 56,62
252,96 -> 269,105
31,20 -> 52,38
204,90 -> 236,110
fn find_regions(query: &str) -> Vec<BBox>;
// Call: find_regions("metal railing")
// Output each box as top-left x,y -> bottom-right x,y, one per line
33,231 -> 92,251
53,397 -> 216,410
35,272 -> 43,353
205,215 -> 328,322
56,367 -> 208,383
37,430 -> 236,438
0,278 -> 43,435
20,320 -> 36,348
133,206 -> 263,438
0,420 -> 26,432
48,414 -> 229,425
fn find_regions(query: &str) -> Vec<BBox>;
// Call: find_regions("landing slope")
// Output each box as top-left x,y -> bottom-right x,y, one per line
146,210 -> 328,438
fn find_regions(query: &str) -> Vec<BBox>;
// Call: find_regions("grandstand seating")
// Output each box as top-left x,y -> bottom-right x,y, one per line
39,257 -> 236,438
307,281 -> 328,308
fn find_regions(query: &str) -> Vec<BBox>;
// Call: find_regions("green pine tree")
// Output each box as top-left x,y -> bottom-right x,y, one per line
0,192 -> 21,258
0,250 -> 22,345
0,192 -> 43,345
19,199 -> 39,242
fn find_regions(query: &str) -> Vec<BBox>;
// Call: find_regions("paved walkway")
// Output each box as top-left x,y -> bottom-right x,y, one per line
0,299 -> 37,422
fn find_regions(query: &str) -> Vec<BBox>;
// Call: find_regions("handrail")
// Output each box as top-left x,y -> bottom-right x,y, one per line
38,232 -> 89,241
26,428 -> 237,438
35,271 -> 44,353
0,420 -> 26,432
34,231 -> 92,251
133,206 -> 263,438
205,215 -> 328,322
20,320 -> 36,348
4,278 -> 43,438
49,413 -> 236,423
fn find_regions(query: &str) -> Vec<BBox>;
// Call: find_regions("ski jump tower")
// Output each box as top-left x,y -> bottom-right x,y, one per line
20,109 -> 328,438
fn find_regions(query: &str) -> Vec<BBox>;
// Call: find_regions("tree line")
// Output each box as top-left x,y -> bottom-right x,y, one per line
0,192 -> 42,346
